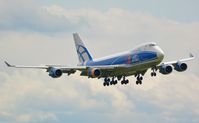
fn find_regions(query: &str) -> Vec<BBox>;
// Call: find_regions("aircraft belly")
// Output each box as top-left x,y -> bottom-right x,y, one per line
101,59 -> 160,77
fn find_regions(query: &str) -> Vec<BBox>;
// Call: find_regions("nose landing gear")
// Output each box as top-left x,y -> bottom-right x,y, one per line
151,67 -> 157,77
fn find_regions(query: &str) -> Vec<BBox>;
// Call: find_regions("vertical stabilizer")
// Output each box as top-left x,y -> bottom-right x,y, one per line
73,33 -> 93,64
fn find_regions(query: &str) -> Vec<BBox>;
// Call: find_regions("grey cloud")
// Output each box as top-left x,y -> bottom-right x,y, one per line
0,70 -> 134,123
1,71 -> 199,123
0,1 -> 85,33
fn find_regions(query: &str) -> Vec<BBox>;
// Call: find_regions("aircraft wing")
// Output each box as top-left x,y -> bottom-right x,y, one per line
158,53 -> 195,67
4,61 -> 48,69
4,61 -> 86,74
5,61 -> 130,70
5,61 -> 131,75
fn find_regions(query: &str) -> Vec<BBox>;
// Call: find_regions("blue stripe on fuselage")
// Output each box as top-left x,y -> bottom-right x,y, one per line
85,51 -> 157,66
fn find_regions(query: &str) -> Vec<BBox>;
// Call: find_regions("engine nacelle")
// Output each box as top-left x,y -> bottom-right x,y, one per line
49,68 -> 62,78
174,62 -> 187,72
159,65 -> 173,75
88,68 -> 101,78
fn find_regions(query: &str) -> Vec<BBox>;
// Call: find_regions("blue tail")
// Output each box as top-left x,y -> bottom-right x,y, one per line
73,33 -> 93,64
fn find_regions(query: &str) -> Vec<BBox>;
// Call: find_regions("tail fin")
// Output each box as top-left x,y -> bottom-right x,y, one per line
73,33 -> 93,63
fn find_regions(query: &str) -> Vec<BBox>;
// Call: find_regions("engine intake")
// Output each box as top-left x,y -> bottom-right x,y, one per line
159,65 -> 173,75
88,68 -> 101,78
49,68 -> 62,78
174,62 -> 187,72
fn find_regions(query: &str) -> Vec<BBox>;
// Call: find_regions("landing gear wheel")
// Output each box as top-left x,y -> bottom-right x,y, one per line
104,78 -> 110,86
137,77 -> 143,81
151,72 -> 157,77
110,81 -> 116,85
125,80 -> 129,84
114,80 -> 118,85
136,81 -> 142,85
107,77 -> 117,86
121,76 -> 129,85
103,82 -> 109,86
136,74 -> 143,85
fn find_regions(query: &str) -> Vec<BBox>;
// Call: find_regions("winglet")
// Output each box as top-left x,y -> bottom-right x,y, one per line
189,53 -> 194,58
4,61 -> 14,67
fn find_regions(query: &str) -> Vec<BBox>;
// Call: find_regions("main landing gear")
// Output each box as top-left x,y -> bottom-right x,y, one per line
103,77 -> 117,86
121,76 -> 129,85
103,78 -> 110,86
103,76 -> 129,86
103,74 -> 146,86
136,74 -> 143,85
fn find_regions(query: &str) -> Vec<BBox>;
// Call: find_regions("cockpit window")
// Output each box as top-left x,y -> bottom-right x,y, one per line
149,44 -> 156,47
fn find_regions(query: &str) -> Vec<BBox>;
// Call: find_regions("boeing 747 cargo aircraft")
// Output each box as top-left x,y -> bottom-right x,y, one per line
5,33 -> 194,86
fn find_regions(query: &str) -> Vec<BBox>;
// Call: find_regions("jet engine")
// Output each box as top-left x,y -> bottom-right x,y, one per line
174,62 -> 187,72
49,68 -> 62,78
88,68 -> 101,78
159,65 -> 173,75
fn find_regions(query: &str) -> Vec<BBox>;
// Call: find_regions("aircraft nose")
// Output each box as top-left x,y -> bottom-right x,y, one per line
156,46 -> 165,60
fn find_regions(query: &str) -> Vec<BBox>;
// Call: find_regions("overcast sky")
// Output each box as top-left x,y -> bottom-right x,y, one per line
0,0 -> 199,123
